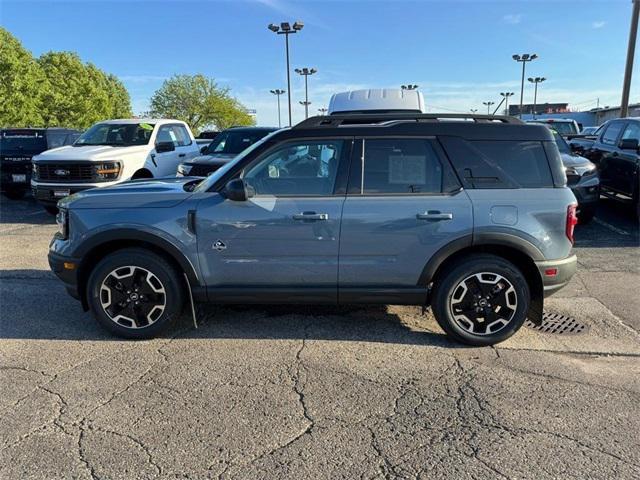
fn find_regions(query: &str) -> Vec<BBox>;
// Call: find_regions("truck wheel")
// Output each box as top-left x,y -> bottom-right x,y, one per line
87,248 -> 184,339
2,188 -> 26,200
431,254 -> 530,346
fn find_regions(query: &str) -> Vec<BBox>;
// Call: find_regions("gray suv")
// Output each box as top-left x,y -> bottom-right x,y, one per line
49,113 -> 578,346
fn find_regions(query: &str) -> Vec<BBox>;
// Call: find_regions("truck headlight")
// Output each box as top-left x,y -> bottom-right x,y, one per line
95,161 -> 122,180
177,163 -> 193,176
32,163 -> 39,179
565,163 -> 596,177
56,208 -> 68,239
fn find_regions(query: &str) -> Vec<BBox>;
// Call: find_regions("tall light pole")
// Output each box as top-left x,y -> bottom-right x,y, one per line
512,53 -> 538,117
500,92 -> 515,116
401,84 -> 419,90
268,21 -> 304,126
295,67 -> 317,119
483,101 -> 495,114
318,107 -> 328,115
270,89 -> 285,128
527,77 -> 546,119
621,0 -> 640,117
470,108 -> 478,114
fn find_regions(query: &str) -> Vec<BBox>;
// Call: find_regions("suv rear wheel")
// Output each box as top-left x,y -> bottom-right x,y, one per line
87,248 -> 184,339
431,254 -> 530,346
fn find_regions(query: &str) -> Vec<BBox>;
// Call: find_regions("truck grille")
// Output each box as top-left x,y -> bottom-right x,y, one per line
35,162 -> 96,182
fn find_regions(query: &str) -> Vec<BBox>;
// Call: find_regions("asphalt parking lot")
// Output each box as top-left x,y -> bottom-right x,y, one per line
1,196 -> 639,479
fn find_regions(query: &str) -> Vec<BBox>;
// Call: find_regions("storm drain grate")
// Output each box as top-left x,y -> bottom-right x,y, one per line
525,312 -> 590,335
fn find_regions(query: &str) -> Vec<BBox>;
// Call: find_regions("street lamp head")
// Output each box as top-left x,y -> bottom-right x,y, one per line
521,53 -> 530,60
280,22 -> 291,31
540,77 -> 546,82
293,21 -> 304,31
512,54 -> 521,61
309,68 -> 317,74
528,77 -> 534,83
267,23 -> 279,32
294,68 -> 302,74
530,54 -> 538,60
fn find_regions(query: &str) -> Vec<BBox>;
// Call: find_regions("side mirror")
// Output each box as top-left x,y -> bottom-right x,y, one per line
223,178 -> 254,201
618,138 -> 639,151
156,141 -> 175,153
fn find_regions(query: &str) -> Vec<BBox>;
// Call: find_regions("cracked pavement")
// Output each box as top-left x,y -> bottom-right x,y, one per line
1,197 -> 639,479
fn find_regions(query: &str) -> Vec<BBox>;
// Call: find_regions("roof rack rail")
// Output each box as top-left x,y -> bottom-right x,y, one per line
293,113 -> 524,129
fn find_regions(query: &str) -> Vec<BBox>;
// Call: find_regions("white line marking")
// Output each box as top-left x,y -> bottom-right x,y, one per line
593,217 -> 630,236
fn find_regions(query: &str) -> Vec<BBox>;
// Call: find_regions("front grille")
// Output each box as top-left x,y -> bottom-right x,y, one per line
36,162 -> 96,182
190,164 -> 221,177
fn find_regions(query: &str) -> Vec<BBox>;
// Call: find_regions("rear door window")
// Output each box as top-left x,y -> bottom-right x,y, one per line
348,138 -> 460,195
621,122 -> 640,142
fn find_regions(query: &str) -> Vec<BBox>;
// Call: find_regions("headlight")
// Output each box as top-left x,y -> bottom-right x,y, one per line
565,163 -> 596,177
177,163 -> 193,176
94,161 -> 122,180
32,163 -> 39,178
56,208 -> 68,239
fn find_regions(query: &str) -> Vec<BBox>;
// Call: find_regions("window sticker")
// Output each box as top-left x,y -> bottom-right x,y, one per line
139,123 -> 153,130
169,130 -> 177,142
388,155 -> 426,184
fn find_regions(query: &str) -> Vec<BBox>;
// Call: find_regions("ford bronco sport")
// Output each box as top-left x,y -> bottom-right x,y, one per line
48,112 -> 578,346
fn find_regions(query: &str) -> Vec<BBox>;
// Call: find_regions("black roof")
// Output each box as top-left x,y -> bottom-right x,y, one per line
226,126 -> 279,132
279,113 -> 554,142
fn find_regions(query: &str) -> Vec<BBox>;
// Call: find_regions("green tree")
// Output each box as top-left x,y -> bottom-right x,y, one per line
0,27 -> 48,127
149,74 -> 254,133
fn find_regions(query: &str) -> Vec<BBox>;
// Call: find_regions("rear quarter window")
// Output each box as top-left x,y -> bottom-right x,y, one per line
438,136 -> 554,189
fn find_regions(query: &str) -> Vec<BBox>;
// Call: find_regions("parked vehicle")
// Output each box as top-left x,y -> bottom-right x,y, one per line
177,126 -> 277,177
1,128 -> 80,199
549,129 -> 599,223
32,119 -> 199,214
527,118 -> 580,136
572,118 -> 640,219
49,111 -> 577,346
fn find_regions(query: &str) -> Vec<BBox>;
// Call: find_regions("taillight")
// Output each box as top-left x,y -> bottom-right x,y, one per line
566,204 -> 578,244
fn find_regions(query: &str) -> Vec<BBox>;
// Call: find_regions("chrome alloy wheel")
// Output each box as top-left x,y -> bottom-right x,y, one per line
99,266 -> 166,329
449,272 -> 518,335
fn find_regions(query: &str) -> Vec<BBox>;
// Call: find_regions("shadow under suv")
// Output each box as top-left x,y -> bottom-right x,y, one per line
48,113 -> 578,346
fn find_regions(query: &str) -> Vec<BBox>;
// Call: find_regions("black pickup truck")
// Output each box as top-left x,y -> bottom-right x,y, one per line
1,128 -> 81,199
569,118 -> 640,220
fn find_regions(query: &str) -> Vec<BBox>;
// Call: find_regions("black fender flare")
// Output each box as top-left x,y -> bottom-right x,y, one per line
73,227 -> 201,287
417,232 -> 544,287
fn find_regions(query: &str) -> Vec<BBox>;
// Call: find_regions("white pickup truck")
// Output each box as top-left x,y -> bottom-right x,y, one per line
31,119 -> 199,213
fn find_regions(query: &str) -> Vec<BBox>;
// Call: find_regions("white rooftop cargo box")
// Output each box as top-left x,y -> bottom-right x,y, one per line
328,88 -> 426,115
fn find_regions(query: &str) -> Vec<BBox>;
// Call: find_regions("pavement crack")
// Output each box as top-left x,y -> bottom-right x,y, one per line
78,422 -> 99,480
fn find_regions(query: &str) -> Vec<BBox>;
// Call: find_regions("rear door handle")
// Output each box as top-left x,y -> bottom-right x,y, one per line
292,212 -> 329,221
417,211 -> 453,221
178,153 -> 186,158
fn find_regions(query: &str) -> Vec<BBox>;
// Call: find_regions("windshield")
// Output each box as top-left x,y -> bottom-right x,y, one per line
552,131 -> 571,154
194,130 -> 281,193
1,130 -> 48,155
74,122 -> 155,147
203,129 -> 272,155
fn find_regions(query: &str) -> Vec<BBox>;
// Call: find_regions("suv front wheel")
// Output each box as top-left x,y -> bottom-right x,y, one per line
431,254 -> 530,346
87,248 -> 184,339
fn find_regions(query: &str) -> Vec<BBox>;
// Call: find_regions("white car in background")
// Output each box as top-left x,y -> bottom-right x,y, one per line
31,119 -> 199,213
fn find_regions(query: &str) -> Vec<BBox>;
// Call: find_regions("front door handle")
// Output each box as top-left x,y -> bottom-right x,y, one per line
178,153 -> 186,158
417,211 -> 453,221
292,212 -> 329,221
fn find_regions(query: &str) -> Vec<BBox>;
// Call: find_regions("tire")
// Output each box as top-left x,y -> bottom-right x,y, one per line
2,188 -> 26,200
87,248 -> 184,339
431,254 -> 530,346
44,205 -> 58,215
578,206 -> 596,224
132,170 -> 153,180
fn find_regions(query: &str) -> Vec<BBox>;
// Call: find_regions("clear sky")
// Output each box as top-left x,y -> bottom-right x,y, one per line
1,0 -> 637,126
